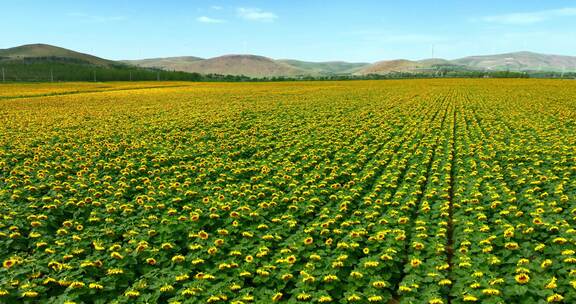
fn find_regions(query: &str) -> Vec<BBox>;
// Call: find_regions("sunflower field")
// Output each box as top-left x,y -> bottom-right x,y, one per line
1,79 -> 576,304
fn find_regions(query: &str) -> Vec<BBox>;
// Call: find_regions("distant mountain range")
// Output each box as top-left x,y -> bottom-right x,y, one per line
1,44 -> 575,78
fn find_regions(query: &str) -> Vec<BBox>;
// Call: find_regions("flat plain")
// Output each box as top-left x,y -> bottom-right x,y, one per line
1,79 -> 576,303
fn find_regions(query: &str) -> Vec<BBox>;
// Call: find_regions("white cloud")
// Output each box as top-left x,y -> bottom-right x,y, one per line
211,6 -> 223,10
237,8 -> 277,22
476,7 -> 576,25
196,16 -> 226,24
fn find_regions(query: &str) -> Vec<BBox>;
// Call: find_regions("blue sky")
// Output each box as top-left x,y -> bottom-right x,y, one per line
1,1 -> 576,62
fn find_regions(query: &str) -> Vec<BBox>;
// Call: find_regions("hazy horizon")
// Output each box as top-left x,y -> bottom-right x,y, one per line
2,1 -> 576,62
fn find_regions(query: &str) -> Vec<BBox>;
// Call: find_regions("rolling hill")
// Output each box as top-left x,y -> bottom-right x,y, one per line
452,51 -> 576,72
0,43 -> 115,66
277,60 -> 369,75
355,58 -> 465,75
355,52 -> 576,75
149,55 -> 306,77
122,56 -> 204,71
357,59 -> 425,74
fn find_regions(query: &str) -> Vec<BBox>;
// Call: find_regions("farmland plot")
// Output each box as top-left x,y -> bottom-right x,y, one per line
1,79 -> 575,303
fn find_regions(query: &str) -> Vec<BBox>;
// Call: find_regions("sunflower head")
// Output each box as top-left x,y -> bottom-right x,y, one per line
2,259 -> 15,269
515,273 -> 530,284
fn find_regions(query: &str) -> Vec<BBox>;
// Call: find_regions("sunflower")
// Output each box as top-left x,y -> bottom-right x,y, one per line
372,281 -> 387,288
272,292 -> 283,302
107,268 -> 124,275
286,255 -> 297,264
181,289 -> 196,296
398,217 -> 409,224
207,247 -> 218,255
323,274 -> 339,282
69,281 -> 85,289
505,242 -> 519,250
547,294 -> 564,302
533,218 -> 543,225
553,237 -> 567,245
161,243 -> 174,250
22,291 -> 39,298
399,285 -> 412,293
347,294 -> 361,301
160,285 -> 174,293
89,283 -> 103,290
364,261 -> 379,268
463,294 -> 478,302
304,237 -> 314,245
350,271 -> 364,279
413,242 -> 425,250
175,274 -> 189,282
410,258 -> 422,267
545,277 -> 557,289
171,255 -> 185,263
124,290 -> 140,298
198,230 -> 209,239
2,259 -> 14,269
515,273 -> 530,284
482,289 -> 500,296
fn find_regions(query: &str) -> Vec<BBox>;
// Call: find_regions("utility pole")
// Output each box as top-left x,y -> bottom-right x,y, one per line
129,71 -> 132,81
93,70 -> 96,82
157,71 -> 160,81
1,67 -> 4,82
561,66 -> 566,79
50,68 -> 54,82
